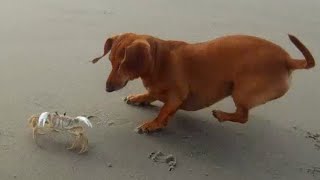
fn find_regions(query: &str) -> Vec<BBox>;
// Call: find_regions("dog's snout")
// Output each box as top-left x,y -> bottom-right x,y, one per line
106,85 -> 115,92
106,82 -> 115,92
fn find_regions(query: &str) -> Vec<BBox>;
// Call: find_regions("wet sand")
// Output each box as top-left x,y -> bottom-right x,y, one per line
1,0 -> 320,179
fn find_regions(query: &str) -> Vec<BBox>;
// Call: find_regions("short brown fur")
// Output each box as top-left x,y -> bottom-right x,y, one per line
92,33 -> 315,133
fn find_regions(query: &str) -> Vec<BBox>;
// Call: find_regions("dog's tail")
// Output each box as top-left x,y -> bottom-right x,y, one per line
287,34 -> 315,70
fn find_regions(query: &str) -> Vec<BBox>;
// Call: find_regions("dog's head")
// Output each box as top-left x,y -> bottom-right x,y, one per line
91,33 -> 154,92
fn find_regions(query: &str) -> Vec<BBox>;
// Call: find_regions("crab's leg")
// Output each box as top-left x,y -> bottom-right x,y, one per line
75,116 -> 93,127
38,112 -> 49,127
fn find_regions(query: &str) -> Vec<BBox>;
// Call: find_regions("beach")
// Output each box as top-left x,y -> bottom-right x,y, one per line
0,0 -> 320,179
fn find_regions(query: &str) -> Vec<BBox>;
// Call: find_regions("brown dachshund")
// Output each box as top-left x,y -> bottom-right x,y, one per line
91,33 -> 315,133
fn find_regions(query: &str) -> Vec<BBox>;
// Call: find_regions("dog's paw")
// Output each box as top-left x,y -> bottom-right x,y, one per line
124,95 -> 151,106
212,110 -> 225,123
135,121 -> 165,134
123,96 -> 138,105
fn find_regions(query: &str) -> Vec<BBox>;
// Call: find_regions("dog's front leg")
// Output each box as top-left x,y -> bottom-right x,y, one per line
136,98 -> 182,133
125,92 -> 156,106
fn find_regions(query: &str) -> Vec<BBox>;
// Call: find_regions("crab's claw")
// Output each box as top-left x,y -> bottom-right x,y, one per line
38,112 -> 50,127
75,116 -> 93,128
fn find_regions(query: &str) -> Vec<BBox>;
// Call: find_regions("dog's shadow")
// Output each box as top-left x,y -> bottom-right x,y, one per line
125,103 -> 312,177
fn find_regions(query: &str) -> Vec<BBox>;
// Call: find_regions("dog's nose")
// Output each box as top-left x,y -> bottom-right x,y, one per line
106,82 -> 115,92
105,86 -> 115,92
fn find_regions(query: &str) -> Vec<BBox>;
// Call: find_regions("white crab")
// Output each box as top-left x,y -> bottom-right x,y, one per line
38,112 -> 93,129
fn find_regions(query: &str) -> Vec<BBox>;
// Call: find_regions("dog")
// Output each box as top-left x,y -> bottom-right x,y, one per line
91,33 -> 315,133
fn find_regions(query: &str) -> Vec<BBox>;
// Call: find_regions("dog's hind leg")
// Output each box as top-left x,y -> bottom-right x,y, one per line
212,76 -> 289,124
212,106 -> 249,124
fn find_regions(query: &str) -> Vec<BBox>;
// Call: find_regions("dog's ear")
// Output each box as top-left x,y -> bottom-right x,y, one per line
91,35 -> 118,64
119,40 -> 152,78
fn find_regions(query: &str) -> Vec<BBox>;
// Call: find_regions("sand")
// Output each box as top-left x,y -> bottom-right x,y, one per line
1,0 -> 320,179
